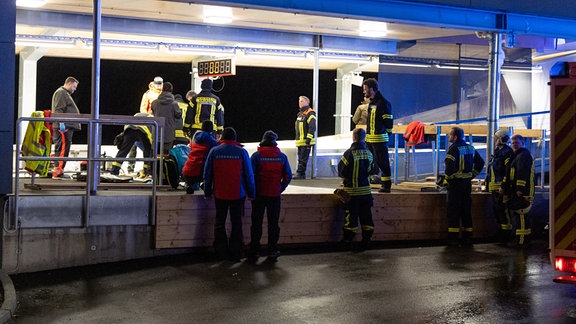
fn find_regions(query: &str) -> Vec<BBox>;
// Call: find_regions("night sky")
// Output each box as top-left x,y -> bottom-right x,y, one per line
29,57 -> 375,144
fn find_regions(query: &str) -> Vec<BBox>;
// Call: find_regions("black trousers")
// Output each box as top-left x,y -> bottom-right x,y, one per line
296,145 -> 312,176
53,128 -> 74,169
111,129 -> 152,175
490,191 -> 511,240
214,198 -> 245,260
367,141 -> 391,188
342,195 -> 374,241
249,196 -> 281,254
446,178 -> 473,238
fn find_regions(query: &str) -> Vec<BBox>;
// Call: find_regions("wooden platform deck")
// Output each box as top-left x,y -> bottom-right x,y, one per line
12,175 -> 495,249
154,178 -> 494,249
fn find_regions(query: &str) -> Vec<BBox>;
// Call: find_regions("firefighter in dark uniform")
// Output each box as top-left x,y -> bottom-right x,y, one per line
445,127 -> 485,247
338,127 -> 375,251
294,95 -> 316,179
110,113 -> 154,179
183,78 -> 225,139
362,78 -> 393,193
500,134 -> 535,247
486,129 -> 514,243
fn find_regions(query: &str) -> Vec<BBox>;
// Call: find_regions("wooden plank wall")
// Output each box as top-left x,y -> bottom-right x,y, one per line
155,192 -> 494,249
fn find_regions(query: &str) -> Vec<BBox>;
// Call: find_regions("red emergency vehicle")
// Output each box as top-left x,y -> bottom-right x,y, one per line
549,62 -> 576,283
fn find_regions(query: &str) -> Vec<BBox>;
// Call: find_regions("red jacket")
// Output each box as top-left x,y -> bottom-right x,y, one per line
182,131 -> 218,178
251,146 -> 292,197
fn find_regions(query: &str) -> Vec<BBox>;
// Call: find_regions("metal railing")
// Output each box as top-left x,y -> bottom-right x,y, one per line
391,111 -> 550,188
12,114 -> 164,230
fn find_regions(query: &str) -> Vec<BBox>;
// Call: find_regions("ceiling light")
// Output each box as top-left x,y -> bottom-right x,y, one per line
359,21 -> 388,38
380,62 -> 431,68
319,52 -> 374,63
203,6 -> 233,25
16,0 -> 45,8
15,35 -> 76,48
243,48 -> 308,59
84,39 -> 159,53
167,44 -> 235,56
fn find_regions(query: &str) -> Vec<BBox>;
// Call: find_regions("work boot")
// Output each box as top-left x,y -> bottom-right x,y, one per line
379,180 -> 392,193
264,250 -> 281,263
446,232 -> 460,247
51,167 -> 64,179
460,232 -> 474,248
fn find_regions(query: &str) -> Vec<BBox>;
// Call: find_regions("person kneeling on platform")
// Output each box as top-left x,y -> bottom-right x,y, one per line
110,113 -> 154,181
337,128 -> 375,251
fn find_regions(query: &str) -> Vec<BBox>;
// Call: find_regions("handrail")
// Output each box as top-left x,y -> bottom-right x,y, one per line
13,114 -> 165,230
390,111 -> 549,188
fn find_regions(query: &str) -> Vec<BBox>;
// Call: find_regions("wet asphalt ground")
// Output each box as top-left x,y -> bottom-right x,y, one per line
7,237 -> 576,324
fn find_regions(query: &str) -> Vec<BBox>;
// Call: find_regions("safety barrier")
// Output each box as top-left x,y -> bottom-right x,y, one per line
13,113 -> 165,230
390,123 -> 547,187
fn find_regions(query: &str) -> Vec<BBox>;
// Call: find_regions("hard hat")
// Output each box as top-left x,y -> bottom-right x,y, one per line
494,129 -> 510,142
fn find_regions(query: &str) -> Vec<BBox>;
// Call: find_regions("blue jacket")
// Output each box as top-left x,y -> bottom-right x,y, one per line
204,140 -> 255,200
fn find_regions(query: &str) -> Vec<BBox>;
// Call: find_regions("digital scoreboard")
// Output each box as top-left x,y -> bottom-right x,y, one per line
197,58 -> 236,77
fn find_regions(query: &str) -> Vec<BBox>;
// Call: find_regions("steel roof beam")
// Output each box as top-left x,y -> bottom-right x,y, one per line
184,0 -> 576,39
16,9 -> 396,54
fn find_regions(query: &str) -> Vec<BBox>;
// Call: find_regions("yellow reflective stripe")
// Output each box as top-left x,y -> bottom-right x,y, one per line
446,154 -> 455,161
343,186 -> 372,196
448,227 -> 460,233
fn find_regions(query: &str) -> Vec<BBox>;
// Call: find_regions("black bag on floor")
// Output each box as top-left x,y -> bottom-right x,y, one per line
158,154 -> 180,189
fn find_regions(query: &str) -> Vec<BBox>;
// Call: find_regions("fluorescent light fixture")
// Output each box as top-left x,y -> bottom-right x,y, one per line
319,52 -> 373,63
167,44 -> 235,56
84,39 -> 159,52
203,6 -> 233,24
380,62 -> 431,68
359,21 -> 388,38
243,48 -> 308,59
15,35 -> 76,48
16,0 -> 45,8
435,64 -> 487,71
502,66 -> 543,73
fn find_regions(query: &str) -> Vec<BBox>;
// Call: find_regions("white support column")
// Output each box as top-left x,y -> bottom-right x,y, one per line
335,64 -> 363,135
17,48 -> 45,148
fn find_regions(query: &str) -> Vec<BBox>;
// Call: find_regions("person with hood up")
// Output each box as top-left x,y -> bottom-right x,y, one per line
151,81 -> 183,153
181,120 -> 218,194
246,130 -> 292,264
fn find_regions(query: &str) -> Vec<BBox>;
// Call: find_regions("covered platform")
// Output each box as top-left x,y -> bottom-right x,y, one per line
3,121 -> 549,274
2,173 -> 511,274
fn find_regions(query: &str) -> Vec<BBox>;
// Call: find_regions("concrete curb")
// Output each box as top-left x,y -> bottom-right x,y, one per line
0,271 -> 16,323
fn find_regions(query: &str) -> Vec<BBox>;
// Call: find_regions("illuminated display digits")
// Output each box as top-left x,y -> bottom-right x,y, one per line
197,59 -> 236,77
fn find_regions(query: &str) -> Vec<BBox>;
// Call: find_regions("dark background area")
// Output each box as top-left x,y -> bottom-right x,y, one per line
28,57 -> 375,144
